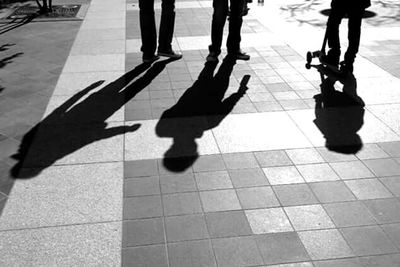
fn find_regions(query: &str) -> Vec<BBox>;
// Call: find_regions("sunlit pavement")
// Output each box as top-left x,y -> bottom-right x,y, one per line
1,0 -> 400,265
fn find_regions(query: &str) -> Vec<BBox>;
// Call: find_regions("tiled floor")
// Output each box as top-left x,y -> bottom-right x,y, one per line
1,0 -> 400,265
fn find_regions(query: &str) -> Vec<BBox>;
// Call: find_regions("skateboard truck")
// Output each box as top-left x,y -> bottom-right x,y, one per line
305,28 -> 329,70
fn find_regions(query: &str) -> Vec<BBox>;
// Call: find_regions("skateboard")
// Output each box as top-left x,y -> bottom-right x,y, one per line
305,27 -> 344,77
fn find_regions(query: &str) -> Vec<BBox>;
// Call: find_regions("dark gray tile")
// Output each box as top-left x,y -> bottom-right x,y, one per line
162,192 -> 202,216
124,159 -> 158,178
124,176 -> 160,197
205,210 -> 252,238
345,179 -> 393,200
194,170 -> 233,190
159,173 -> 197,194
341,225 -> 398,256
324,201 -> 377,227
200,189 -> 241,212
212,236 -> 264,267
364,198 -> 400,224
381,223 -> 400,249
310,181 -> 356,203
222,152 -> 259,169
168,240 -> 217,267
123,195 -> 163,219
379,176 -> 400,196
122,218 -> 165,247
228,168 -> 269,187
314,258 -> 362,267
363,158 -> 400,177
192,154 -> 226,172
359,253 -> 400,267
379,142 -> 400,157
122,245 -> 168,267
255,232 -> 310,265
236,186 -> 279,209
165,214 -> 209,242
254,150 -> 292,167
274,184 -> 319,206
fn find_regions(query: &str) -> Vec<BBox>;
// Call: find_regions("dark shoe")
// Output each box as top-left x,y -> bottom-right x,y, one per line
157,49 -> 182,59
340,61 -> 354,74
320,49 -> 340,68
206,51 -> 219,62
228,50 -> 250,61
142,55 -> 160,64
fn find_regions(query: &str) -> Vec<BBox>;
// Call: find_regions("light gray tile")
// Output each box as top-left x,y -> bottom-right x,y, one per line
245,208 -> 293,234
345,179 -> 393,200
263,166 -> 305,185
284,205 -> 335,231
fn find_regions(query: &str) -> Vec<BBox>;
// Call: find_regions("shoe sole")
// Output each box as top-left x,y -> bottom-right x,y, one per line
157,52 -> 182,59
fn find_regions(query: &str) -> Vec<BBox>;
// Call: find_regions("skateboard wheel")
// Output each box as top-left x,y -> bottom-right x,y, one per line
305,63 -> 311,69
306,52 -> 312,63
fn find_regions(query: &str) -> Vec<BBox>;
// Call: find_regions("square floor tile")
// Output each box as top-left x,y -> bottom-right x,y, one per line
159,173 -> 197,194
380,176 -> 400,196
341,226 -> 398,256
192,154 -> 225,172
222,152 -> 259,169
228,168 -> 269,187
205,210 -> 252,238
212,236 -> 264,267
316,147 -> 358,162
359,254 -> 400,267
165,214 -> 209,242
123,195 -> 163,220
263,166 -> 305,185
309,181 -> 356,203
381,223 -> 400,249
200,189 -> 241,212
255,232 -> 310,265
363,158 -> 400,177
379,142 -> 400,157
286,148 -> 325,165
124,176 -> 160,197
122,245 -> 168,267
273,184 -> 319,206
236,186 -> 279,209
162,192 -> 202,216
122,218 -> 164,247
355,143 -> 389,160
284,205 -> 335,231
245,208 -> 293,234
254,150 -> 292,167
363,198 -> 400,223
298,229 -> 354,260
195,171 -> 233,190
313,258 -> 362,267
324,201 -> 376,227
345,179 -> 393,200
330,161 -> 375,180
124,159 -> 158,178
297,163 -> 339,182
168,240 -> 217,267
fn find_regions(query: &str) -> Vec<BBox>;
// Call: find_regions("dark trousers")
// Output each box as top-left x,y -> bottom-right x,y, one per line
327,1 -> 365,63
139,0 -> 176,57
209,0 -> 245,54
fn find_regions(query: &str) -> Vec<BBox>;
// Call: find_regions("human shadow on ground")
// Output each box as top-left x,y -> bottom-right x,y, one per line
156,57 -> 250,172
10,58 -> 175,179
313,67 -> 365,154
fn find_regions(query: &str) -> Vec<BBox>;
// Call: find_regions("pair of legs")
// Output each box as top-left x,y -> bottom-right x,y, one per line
138,0 -> 181,62
208,0 -> 249,61
326,1 -> 365,69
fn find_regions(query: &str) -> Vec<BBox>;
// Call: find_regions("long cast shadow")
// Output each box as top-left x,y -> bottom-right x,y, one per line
10,58 -> 175,179
156,57 -> 250,172
313,67 -> 365,154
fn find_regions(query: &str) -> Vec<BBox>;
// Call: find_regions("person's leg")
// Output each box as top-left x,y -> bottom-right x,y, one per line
344,7 -> 364,68
209,0 -> 229,57
158,0 -> 181,58
139,0 -> 158,61
227,0 -> 249,60
326,1 -> 345,65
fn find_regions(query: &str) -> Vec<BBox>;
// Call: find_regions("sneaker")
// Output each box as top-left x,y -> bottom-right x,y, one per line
142,55 -> 160,64
320,49 -> 340,68
340,61 -> 354,74
206,52 -> 219,62
228,50 -> 250,61
157,49 -> 182,59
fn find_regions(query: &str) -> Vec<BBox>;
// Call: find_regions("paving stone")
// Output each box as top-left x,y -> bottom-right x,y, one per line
355,143 -> 390,160
298,229 -> 354,260
205,210 -> 252,238
199,189 -> 241,212
162,192 -> 203,216
363,158 -> 400,177
124,159 -> 158,178
192,154 -> 226,172
379,176 -> 400,196
263,166 -> 305,185
159,173 -> 197,194
236,186 -> 280,209
222,152 -> 259,169
323,200 -> 376,227
363,198 -> 400,224
341,225 -> 398,256
379,142 -> 400,157
124,176 -> 160,197
330,161 -> 375,179
284,205 -> 335,231
123,195 -> 163,220
297,163 -> 340,182
212,236 -> 264,267
359,254 -> 400,267
122,245 -> 168,267
254,150 -> 292,167
309,181 -> 356,203
245,208 -> 293,234
228,168 -> 269,187
195,170 -> 233,190
123,218 -> 165,247
286,148 -> 325,165
381,223 -> 400,249
273,184 -> 319,206
255,232 -> 310,265
316,147 -> 358,162
313,258 -> 362,267
345,178 -> 393,200
165,214 -> 209,242
168,240 -> 217,267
